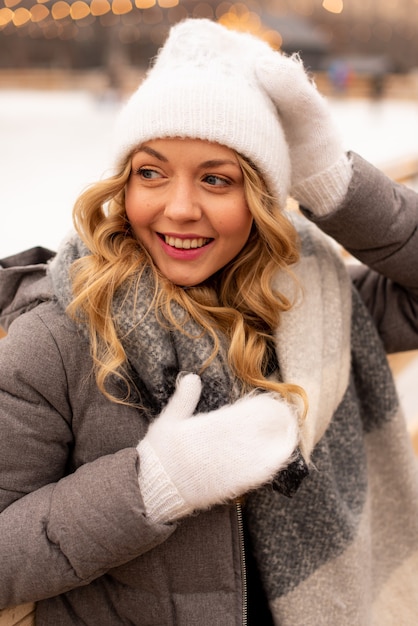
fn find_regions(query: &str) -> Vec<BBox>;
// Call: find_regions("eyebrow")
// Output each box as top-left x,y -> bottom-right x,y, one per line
200,159 -> 240,169
136,146 -> 239,169
136,146 -> 168,161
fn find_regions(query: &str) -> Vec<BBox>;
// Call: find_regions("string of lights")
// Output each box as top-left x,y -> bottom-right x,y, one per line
1,0 -> 418,73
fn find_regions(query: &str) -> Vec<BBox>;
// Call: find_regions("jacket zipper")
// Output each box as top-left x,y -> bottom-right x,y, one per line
235,500 -> 248,626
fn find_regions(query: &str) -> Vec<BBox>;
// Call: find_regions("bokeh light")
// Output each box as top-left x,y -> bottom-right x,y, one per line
70,1 -> 90,20
90,0 -> 110,16
322,0 -> 343,13
112,0 -> 132,15
30,4 -> 49,21
13,7 -> 31,25
0,0 -> 417,83
51,1 -> 71,20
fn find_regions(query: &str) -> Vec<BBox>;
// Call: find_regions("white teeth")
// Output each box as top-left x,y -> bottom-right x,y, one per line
164,236 -> 209,249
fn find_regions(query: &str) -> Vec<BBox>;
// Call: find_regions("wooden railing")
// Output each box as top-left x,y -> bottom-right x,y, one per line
382,157 -> 418,187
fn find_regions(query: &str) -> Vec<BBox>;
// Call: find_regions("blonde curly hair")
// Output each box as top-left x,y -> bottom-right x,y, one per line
68,149 -> 306,411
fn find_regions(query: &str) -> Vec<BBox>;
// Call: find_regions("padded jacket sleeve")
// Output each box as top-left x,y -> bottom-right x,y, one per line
0,308 -> 174,608
301,151 -> 418,353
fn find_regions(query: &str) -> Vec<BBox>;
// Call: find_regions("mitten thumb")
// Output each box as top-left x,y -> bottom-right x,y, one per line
256,51 -> 314,113
160,372 -> 202,422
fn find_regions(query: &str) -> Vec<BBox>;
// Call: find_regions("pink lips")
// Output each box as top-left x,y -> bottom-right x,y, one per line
157,233 -> 214,260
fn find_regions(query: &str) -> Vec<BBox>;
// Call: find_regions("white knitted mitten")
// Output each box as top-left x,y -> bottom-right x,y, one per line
256,51 -> 353,216
137,373 -> 298,523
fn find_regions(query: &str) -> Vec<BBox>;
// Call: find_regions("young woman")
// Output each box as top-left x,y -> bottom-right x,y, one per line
1,18 -> 418,626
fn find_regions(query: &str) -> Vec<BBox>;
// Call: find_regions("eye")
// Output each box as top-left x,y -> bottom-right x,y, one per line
203,174 -> 230,187
135,168 -> 162,180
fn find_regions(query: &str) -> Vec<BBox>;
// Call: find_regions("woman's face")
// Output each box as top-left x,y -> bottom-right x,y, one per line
125,138 -> 253,287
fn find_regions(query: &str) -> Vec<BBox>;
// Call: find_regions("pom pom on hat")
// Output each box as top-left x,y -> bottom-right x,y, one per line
113,18 -> 291,207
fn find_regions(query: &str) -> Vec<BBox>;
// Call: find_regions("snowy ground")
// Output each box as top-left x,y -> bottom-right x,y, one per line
1,88 -> 418,427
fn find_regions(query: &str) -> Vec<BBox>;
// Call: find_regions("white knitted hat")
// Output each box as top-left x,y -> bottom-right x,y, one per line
113,18 -> 291,206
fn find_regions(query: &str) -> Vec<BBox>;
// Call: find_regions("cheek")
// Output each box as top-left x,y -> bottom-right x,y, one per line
125,188 -> 147,227
124,186 -> 135,221
219,205 -> 253,240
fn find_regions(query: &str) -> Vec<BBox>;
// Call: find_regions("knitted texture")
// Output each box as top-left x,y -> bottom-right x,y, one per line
292,154 -> 353,216
137,438 -> 191,523
112,19 -> 291,207
245,286 -> 418,625
256,50 -> 352,214
137,375 -> 298,522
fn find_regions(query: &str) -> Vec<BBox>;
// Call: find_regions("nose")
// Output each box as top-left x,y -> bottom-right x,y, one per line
163,178 -> 202,222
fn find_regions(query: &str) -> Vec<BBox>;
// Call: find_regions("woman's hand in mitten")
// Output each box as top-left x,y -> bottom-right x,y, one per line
256,51 -> 352,215
136,373 -> 298,523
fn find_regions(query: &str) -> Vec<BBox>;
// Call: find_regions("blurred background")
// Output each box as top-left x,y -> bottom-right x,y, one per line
1,0 -> 418,439
2,0 -> 418,255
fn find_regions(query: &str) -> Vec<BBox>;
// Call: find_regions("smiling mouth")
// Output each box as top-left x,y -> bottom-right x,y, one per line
160,234 -> 213,250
